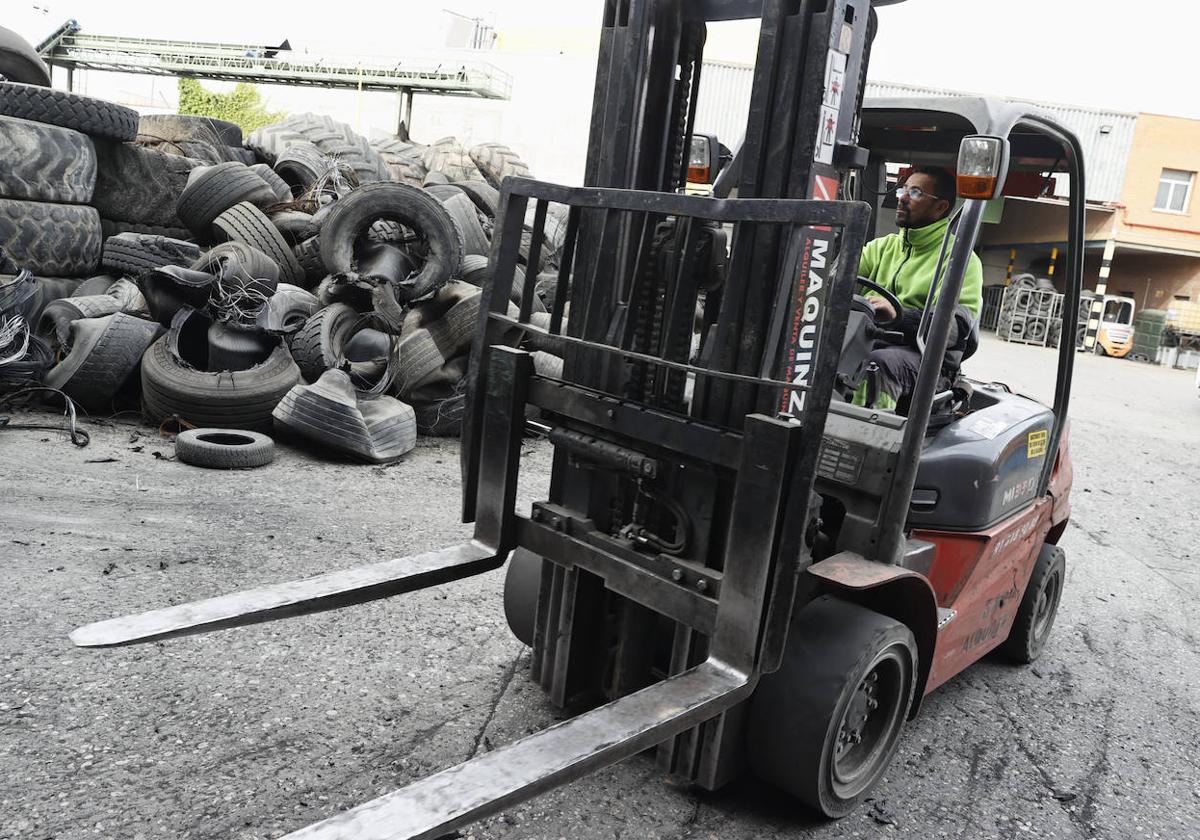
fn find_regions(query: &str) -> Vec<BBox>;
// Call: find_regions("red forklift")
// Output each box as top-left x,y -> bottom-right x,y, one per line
72,0 -> 1084,835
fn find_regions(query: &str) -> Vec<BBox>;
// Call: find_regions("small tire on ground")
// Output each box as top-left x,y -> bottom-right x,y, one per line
175,428 -> 276,469
997,544 -> 1066,664
746,596 -> 918,818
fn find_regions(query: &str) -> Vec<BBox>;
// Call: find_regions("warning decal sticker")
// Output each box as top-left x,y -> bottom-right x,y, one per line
1027,429 -> 1049,459
815,49 -> 847,165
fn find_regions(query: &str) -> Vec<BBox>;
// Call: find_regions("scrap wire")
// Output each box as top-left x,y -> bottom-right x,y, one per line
0,386 -> 90,447
0,314 -> 31,365
210,258 -> 273,324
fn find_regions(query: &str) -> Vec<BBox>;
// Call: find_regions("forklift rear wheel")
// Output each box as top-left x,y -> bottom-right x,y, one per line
998,544 -> 1065,663
746,596 -> 917,818
503,548 -> 543,646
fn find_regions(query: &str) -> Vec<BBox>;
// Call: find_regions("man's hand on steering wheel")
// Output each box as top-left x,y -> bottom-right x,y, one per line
867,295 -> 897,322
856,276 -> 904,325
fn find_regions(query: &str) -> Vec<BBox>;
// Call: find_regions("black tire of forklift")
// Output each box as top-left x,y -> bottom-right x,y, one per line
503,548 -> 543,646
746,595 -> 917,818
997,544 -> 1065,664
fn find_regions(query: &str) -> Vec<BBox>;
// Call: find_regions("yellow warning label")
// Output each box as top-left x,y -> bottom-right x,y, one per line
1027,429 -> 1048,459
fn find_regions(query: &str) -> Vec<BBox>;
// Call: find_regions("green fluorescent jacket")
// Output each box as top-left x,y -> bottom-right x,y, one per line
857,215 -> 983,319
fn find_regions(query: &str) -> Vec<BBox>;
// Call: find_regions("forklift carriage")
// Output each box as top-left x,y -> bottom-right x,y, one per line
72,1 -> 1085,837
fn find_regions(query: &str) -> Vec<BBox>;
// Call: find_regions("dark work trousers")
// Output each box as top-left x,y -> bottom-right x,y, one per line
868,344 -> 922,399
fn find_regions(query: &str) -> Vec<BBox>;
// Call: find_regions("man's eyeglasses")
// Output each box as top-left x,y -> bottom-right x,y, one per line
894,185 -> 940,201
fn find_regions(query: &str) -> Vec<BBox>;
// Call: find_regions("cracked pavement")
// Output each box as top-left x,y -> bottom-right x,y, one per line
1,334 -> 1198,839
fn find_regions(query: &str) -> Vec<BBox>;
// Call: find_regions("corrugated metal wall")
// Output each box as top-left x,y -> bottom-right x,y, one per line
693,63 -> 1137,204
693,60 -> 755,150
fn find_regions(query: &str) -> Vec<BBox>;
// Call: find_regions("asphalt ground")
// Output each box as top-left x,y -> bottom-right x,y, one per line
1,333 -> 1197,840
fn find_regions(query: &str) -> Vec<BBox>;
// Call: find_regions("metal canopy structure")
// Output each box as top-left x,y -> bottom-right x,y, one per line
37,22 -> 512,102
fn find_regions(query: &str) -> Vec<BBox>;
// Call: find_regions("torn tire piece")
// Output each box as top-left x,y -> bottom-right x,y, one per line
292,236 -> 326,289
440,192 -> 491,258
289,302 -> 361,382
320,182 -> 463,303
141,266 -> 217,327
192,241 -> 281,285
37,294 -> 123,347
44,313 -> 163,412
251,164 -> 293,202
258,284 -> 319,335
272,368 -> 416,463
0,25 -> 51,87
101,233 -> 202,279
175,428 -> 275,469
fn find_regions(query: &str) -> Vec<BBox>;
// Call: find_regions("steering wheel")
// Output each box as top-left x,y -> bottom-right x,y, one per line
856,276 -> 904,323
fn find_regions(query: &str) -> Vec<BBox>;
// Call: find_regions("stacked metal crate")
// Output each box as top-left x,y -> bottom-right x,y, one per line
996,274 -> 1063,348
980,284 -> 1005,332
1129,309 -> 1167,362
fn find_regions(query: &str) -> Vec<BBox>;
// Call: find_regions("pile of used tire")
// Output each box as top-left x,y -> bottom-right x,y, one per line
0,74 -> 567,465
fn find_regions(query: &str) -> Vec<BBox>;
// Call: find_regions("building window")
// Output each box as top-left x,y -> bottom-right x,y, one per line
1154,168 -> 1194,213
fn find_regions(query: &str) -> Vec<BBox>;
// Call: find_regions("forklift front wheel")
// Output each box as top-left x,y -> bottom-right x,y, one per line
997,544 -> 1066,663
746,596 -> 917,818
503,548 -> 543,646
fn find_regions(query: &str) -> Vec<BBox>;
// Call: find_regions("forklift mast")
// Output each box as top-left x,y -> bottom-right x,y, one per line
578,0 -> 879,422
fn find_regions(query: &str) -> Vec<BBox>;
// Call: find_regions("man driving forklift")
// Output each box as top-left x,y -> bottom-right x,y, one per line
857,166 -> 983,408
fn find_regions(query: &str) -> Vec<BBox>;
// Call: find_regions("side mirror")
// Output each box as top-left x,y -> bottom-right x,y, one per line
956,135 -> 1010,200
687,133 -> 729,185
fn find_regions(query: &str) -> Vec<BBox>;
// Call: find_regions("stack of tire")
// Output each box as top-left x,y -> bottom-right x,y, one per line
0,82 -> 140,305
996,274 -> 1062,348
0,83 -> 569,450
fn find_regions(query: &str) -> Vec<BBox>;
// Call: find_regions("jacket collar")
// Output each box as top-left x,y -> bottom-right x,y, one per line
902,215 -> 950,251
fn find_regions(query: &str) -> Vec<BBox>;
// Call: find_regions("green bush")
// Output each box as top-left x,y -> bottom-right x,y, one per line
177,78 -> 285,133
